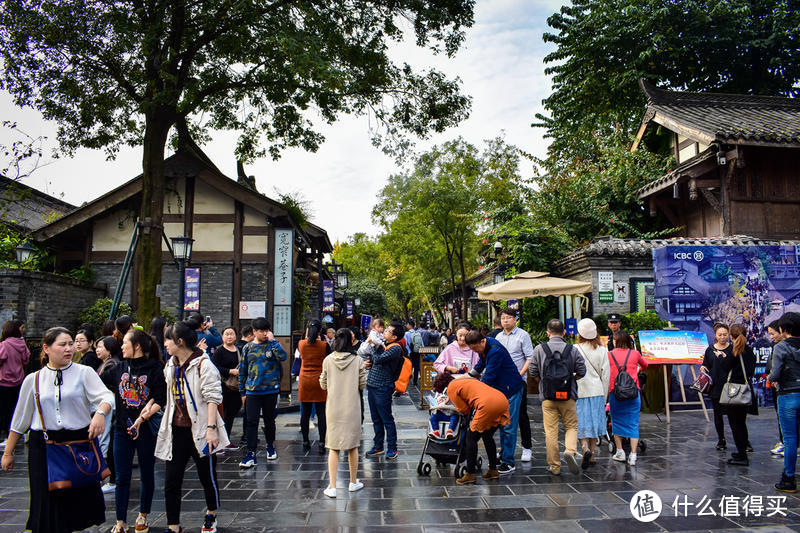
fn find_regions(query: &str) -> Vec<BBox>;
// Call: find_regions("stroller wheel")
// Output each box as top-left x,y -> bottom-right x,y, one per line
477,456 -> 483,470
608,441 -> 615,454
596,437 -> 602,448
454,465 -> 467,479
422,463 -> 432,476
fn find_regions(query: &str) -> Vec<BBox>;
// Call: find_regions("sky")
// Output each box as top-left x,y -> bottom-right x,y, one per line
1,0 -> 564,245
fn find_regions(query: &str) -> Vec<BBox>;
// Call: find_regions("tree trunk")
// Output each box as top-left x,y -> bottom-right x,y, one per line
136,112 -> 172,325
457,244 -> 469,321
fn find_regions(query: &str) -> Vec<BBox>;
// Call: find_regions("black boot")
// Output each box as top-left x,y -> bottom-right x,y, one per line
302,440 -> 311,451
775,472 -> 798,493
727,453 -> 749,466
716,440 -> 727,450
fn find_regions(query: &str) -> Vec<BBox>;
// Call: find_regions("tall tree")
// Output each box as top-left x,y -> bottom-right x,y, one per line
373,137 -> 521,319
536,0 -> 800,161
0,0 -> 475,323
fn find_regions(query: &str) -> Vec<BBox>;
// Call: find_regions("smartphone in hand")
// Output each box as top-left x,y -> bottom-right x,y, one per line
126,418 -> 138,439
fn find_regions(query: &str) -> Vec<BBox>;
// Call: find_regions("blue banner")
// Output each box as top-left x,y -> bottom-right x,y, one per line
322,279 -> 335,312
360,314 -> 372,331
346,301 -> 354,319
183,267 -> 200,311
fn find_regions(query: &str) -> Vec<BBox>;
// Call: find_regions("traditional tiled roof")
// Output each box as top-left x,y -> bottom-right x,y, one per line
639,79 -> 800,146
555,235 -> 800,267
636,148 -> 716,199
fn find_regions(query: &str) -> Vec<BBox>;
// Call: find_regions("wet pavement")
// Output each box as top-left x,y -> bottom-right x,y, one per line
1,386 -> 799,532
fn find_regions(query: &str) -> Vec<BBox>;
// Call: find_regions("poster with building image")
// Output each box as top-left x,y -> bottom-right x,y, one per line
653,245 -> 800,407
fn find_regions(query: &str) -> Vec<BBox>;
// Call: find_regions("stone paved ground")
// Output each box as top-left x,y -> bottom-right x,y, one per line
1,386 -> 799,532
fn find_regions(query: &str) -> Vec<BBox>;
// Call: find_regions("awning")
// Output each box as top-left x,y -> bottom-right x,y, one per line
477,271 -> 592,300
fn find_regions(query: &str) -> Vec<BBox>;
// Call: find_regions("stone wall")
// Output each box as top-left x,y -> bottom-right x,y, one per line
0,268 -> 107,338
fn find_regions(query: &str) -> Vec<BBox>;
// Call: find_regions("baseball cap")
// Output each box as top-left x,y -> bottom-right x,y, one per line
607,313 -> 622,322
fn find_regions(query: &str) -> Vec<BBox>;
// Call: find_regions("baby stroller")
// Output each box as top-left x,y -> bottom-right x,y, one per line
416,404 -> 480,479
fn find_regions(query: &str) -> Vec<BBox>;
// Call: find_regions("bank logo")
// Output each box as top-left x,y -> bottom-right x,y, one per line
693,250 -> 704,261
630,490 -> 662,522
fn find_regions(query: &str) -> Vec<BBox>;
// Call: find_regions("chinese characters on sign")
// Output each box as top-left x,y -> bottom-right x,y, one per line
273,305 -> 292,337
346,301 -> 354,319
638,330 -> 708,363
273,229 -> 294,306
360,314 -> 372,331
598,271 -> 614,303
322,280 -> 335,312
183,267 -> 200,311
672,494 -> 787,518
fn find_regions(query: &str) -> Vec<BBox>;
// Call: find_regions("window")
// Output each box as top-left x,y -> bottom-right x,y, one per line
672,284 -> 696,295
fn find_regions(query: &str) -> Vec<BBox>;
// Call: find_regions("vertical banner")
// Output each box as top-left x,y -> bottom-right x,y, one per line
273,228 -> 294,306
360,314 -> 372,331
183,267 -> 200,311
346,301 -> 354,319
322,279 -> 335,312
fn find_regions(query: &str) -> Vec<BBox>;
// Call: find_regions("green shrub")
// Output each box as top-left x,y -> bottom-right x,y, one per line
77,298 -> 135,333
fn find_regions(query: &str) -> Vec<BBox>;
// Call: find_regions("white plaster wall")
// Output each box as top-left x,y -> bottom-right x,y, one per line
194,180 -> 234,214
192,223 -> 234,251
244,206 -> 267,226
244,235 -> 268,254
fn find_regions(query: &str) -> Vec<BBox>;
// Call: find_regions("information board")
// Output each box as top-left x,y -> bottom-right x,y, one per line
638,330 -> 708,364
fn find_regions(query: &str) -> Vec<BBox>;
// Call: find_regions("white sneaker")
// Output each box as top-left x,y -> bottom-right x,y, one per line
310,421 -> 316,429
348,480 -> 364,492
323,487 -> 337,498
612,450 -> 626,462
101,482 -> 116,494
627,452 -> 637,466
771,442 -> 785,455
520,448 -> 532,462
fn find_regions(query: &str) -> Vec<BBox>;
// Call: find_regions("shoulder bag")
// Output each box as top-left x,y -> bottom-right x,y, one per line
719,355 -> 753,406
34,371 -> 109,491
223,347 -> 242,392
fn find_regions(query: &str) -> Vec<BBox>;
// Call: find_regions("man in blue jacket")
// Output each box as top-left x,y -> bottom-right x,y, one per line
466,330 -> 524,474
365,320 -> 405,460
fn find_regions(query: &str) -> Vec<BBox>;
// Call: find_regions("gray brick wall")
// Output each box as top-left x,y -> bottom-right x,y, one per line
0,268 -> 107,338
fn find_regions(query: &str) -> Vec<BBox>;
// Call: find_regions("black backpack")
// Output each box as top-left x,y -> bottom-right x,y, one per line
612,349 -> 639,401
540,343 -> 573,401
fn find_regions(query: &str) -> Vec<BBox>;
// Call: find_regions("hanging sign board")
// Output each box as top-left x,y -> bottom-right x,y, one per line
322,280 -> 335,312
184,267 -> 200,311
273,229 -> 294,306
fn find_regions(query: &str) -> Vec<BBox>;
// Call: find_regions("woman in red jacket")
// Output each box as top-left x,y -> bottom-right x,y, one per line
298,319 -> 329,451
608,330 -> 648,466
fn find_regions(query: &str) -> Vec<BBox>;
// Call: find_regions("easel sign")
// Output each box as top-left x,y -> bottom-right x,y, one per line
638,330 -> 710,424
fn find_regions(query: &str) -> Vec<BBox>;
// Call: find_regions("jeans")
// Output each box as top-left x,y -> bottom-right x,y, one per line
165,426 -> 219,525
99,408 -> 114,456
499,388 -> 523,465
518,386 -> 532,449
429,412 -> 459,433
465,427 -> 498,474
245,393 -> 278,452
367,384 -> 397,451
542,399 -> 578,472
114,424 -> 156,522
779,392 -> 800,477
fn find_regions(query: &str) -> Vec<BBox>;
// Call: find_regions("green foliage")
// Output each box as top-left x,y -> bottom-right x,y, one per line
623,311 -> 670,340
0,223 -> 54,271
347,277 -> 389,319
77,298 -> 135,334
276,190 -> 312,230
537,0 -> 800,162
67,265 -> 95,283
520,296 -> 559,345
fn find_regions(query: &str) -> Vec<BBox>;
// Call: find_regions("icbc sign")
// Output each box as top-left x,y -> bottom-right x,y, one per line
672,251 -> 704,261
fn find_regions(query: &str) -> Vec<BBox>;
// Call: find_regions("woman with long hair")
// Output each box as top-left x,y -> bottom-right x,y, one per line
0,320 -> 29,448
148,316 -> 168,363
211,326 -> 243,448
298,319 -> 329,451
156,321 -> 229,533
1,327 -> 114,532
114,316 -> 134,344
701,323 -> 734,451
574,318 -> 610,468
720,323 -> 756,466
102,329 -> 167,533
608,330 -> 648,466
320,328 -> 366,497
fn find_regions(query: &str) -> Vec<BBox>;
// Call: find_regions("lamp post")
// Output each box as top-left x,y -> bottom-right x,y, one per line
170,236 -> 194,320
15,241 -> 36,264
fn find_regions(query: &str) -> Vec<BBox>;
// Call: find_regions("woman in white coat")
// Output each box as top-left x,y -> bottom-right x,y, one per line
574,318 -> 610,469
320,328 -> 366,498
157,321 -> 229,533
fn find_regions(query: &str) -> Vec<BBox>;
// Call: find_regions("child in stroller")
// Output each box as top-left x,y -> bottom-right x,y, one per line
428,389 -> 459,439
417,391 -> 476,478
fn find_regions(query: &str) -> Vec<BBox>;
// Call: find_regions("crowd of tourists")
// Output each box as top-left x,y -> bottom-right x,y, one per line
1,306 -> 799,532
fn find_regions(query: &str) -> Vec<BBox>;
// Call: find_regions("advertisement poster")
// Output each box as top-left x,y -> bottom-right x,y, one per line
322,279 -> 335,312
652,244 -> 800,406
239,301 -> 266,319
346,301 -> 354,319
183,267 -> 200,311
638,330 -> 708,364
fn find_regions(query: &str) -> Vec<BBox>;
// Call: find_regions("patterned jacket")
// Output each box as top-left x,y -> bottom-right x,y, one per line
239,340 -> 287,395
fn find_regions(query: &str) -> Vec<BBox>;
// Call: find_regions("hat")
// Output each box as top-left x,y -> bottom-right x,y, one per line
577,318 -> 598,340
607,313 -> 622,322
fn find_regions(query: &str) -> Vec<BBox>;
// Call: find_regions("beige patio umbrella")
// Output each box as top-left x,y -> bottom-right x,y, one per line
477,270 -> 592,300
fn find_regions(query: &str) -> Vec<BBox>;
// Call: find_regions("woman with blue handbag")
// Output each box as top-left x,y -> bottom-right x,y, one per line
2,327 -> 114,533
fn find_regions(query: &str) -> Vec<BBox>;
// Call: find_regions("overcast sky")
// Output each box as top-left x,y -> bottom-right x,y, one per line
2,0 -> 563,244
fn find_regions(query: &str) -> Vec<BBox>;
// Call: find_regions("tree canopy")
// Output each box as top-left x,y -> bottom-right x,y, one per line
536,0 -> 800,161
0,0 -> 476,322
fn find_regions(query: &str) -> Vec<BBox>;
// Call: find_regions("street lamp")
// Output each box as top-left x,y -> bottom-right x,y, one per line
336,269 -> 348,289
354,296 -> 361,307
15,241 -> 36,264
493,241 -> 503,257
170,236 -> 194,320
